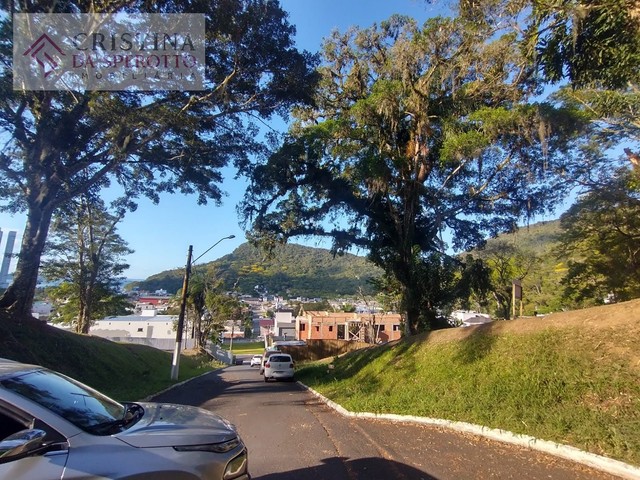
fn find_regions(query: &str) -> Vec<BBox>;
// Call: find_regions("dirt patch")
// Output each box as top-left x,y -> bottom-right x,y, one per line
427,298 -> 640,341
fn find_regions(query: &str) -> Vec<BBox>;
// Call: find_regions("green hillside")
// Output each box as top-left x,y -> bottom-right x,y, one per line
129,242 -> 382,298
471,220 -> 567,315
487,220 -> 562,255
297,299 -> 640,466
130,221 -> 574,311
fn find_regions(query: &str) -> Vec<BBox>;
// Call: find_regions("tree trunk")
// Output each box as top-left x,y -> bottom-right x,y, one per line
403,283 -> 421,336
0,204 -> 54,318
80,284 -> 93,334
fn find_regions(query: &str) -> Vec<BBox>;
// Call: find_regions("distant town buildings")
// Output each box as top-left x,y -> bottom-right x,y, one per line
0,229 -> 17,288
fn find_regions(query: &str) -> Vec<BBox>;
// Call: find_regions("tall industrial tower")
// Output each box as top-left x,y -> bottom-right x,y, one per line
0,229 -> 17,287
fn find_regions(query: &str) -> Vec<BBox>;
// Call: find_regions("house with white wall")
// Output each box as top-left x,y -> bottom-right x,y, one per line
91,309 -> 178,340
450,310 -> 492,327
273,311 -> 296,340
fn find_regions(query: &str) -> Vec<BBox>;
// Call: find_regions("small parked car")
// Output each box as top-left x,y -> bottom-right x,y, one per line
263,353 -> 295,382
259,349 -> 282,375
0,358 -> 250,480
250,355 -> 262,367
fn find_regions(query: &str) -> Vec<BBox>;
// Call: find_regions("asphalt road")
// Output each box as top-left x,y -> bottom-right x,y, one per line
151,355 -> 622,480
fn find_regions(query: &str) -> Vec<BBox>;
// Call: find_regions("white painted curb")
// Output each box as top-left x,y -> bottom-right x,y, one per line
299,382 -> 640,480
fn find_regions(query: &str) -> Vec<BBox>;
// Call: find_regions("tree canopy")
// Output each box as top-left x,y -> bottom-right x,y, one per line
558,169 -> 640,304
41,194 -> 132,333
0,0 -> 318,317
241,14 -> 585,333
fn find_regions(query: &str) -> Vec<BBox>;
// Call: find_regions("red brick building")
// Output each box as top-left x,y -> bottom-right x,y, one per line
296,311 -> 402,343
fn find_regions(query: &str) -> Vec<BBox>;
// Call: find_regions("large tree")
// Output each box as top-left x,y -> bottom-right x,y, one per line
0,0 -> 317,317
241,15 -> 584,334
41,194 -> 132,333
558,168 -> 640,304
461,0 -> 640,168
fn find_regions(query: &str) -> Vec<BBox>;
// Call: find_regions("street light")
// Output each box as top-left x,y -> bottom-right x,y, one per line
171,234 -> 235,380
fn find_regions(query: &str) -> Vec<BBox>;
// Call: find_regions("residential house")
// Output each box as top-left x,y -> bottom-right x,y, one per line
136,294 -> 173,312
273,311 -> 296,340
91,309 -> 178,340
450,310 -> 492,327
221,319 -> 245,339
296,311 -> 402,343
32,301 -> 53,320
258,318 -> 274,338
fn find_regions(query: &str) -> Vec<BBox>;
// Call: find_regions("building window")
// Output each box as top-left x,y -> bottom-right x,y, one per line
300,324 -> 306,331
329,326 -> 333,332
379,325 -> 385,331
137,328 -> 143,332
393,325 -> 400,331
315,326 -> 320,332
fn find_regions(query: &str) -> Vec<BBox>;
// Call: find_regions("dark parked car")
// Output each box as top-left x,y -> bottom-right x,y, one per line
0,358 -> 250,479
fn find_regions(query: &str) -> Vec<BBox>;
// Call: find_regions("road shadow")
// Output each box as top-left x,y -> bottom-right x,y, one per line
149,367 -> 309,407
256,456 -> 439,480
150,369 -> 231,405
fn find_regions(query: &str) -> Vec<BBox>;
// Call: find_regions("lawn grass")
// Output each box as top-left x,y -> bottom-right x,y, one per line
297,325 -> 640,466
223,341 -> 265,354
0,315 -> 222,400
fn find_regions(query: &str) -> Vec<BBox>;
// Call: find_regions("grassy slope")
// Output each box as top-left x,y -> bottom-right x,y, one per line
0,311 -> 219,401
297,299 -> 640,466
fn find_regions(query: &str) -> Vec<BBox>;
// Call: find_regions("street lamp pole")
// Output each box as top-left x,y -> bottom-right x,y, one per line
171,234 -> 235,380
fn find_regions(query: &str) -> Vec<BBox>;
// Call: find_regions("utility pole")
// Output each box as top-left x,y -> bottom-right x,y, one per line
170,234 -> 235,380
171,245 -> 192,380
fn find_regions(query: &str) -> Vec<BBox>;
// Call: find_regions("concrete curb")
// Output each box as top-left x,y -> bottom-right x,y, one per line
299,382 -> 640,480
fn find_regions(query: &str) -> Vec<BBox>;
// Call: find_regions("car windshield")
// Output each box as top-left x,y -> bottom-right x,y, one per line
1,368 -> 126,434
269,356 -> 290,362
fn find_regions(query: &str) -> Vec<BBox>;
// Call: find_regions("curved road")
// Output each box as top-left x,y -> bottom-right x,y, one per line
152,356 -> 622,480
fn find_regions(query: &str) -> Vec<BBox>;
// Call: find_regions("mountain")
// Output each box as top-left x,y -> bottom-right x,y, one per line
128,242 -> 383,298
470,219 -> 566,314
129,221 -> 566,308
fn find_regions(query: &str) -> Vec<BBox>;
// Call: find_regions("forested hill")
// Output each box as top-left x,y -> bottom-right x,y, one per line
129,221 -> 564,302
480,219 -> 562,254
128,242 -> 383,298
470,219 -> 566,314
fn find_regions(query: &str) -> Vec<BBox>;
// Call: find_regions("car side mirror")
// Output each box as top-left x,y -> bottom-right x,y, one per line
0,429 -> 47,460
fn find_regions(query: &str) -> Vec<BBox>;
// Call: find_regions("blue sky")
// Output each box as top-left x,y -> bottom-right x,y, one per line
2,0 -> 451,279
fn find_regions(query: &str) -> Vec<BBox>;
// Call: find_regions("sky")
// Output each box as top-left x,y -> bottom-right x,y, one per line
1,0 -> 564,279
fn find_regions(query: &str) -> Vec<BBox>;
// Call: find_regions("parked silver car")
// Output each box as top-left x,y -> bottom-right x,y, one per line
0,358 -> 250,479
